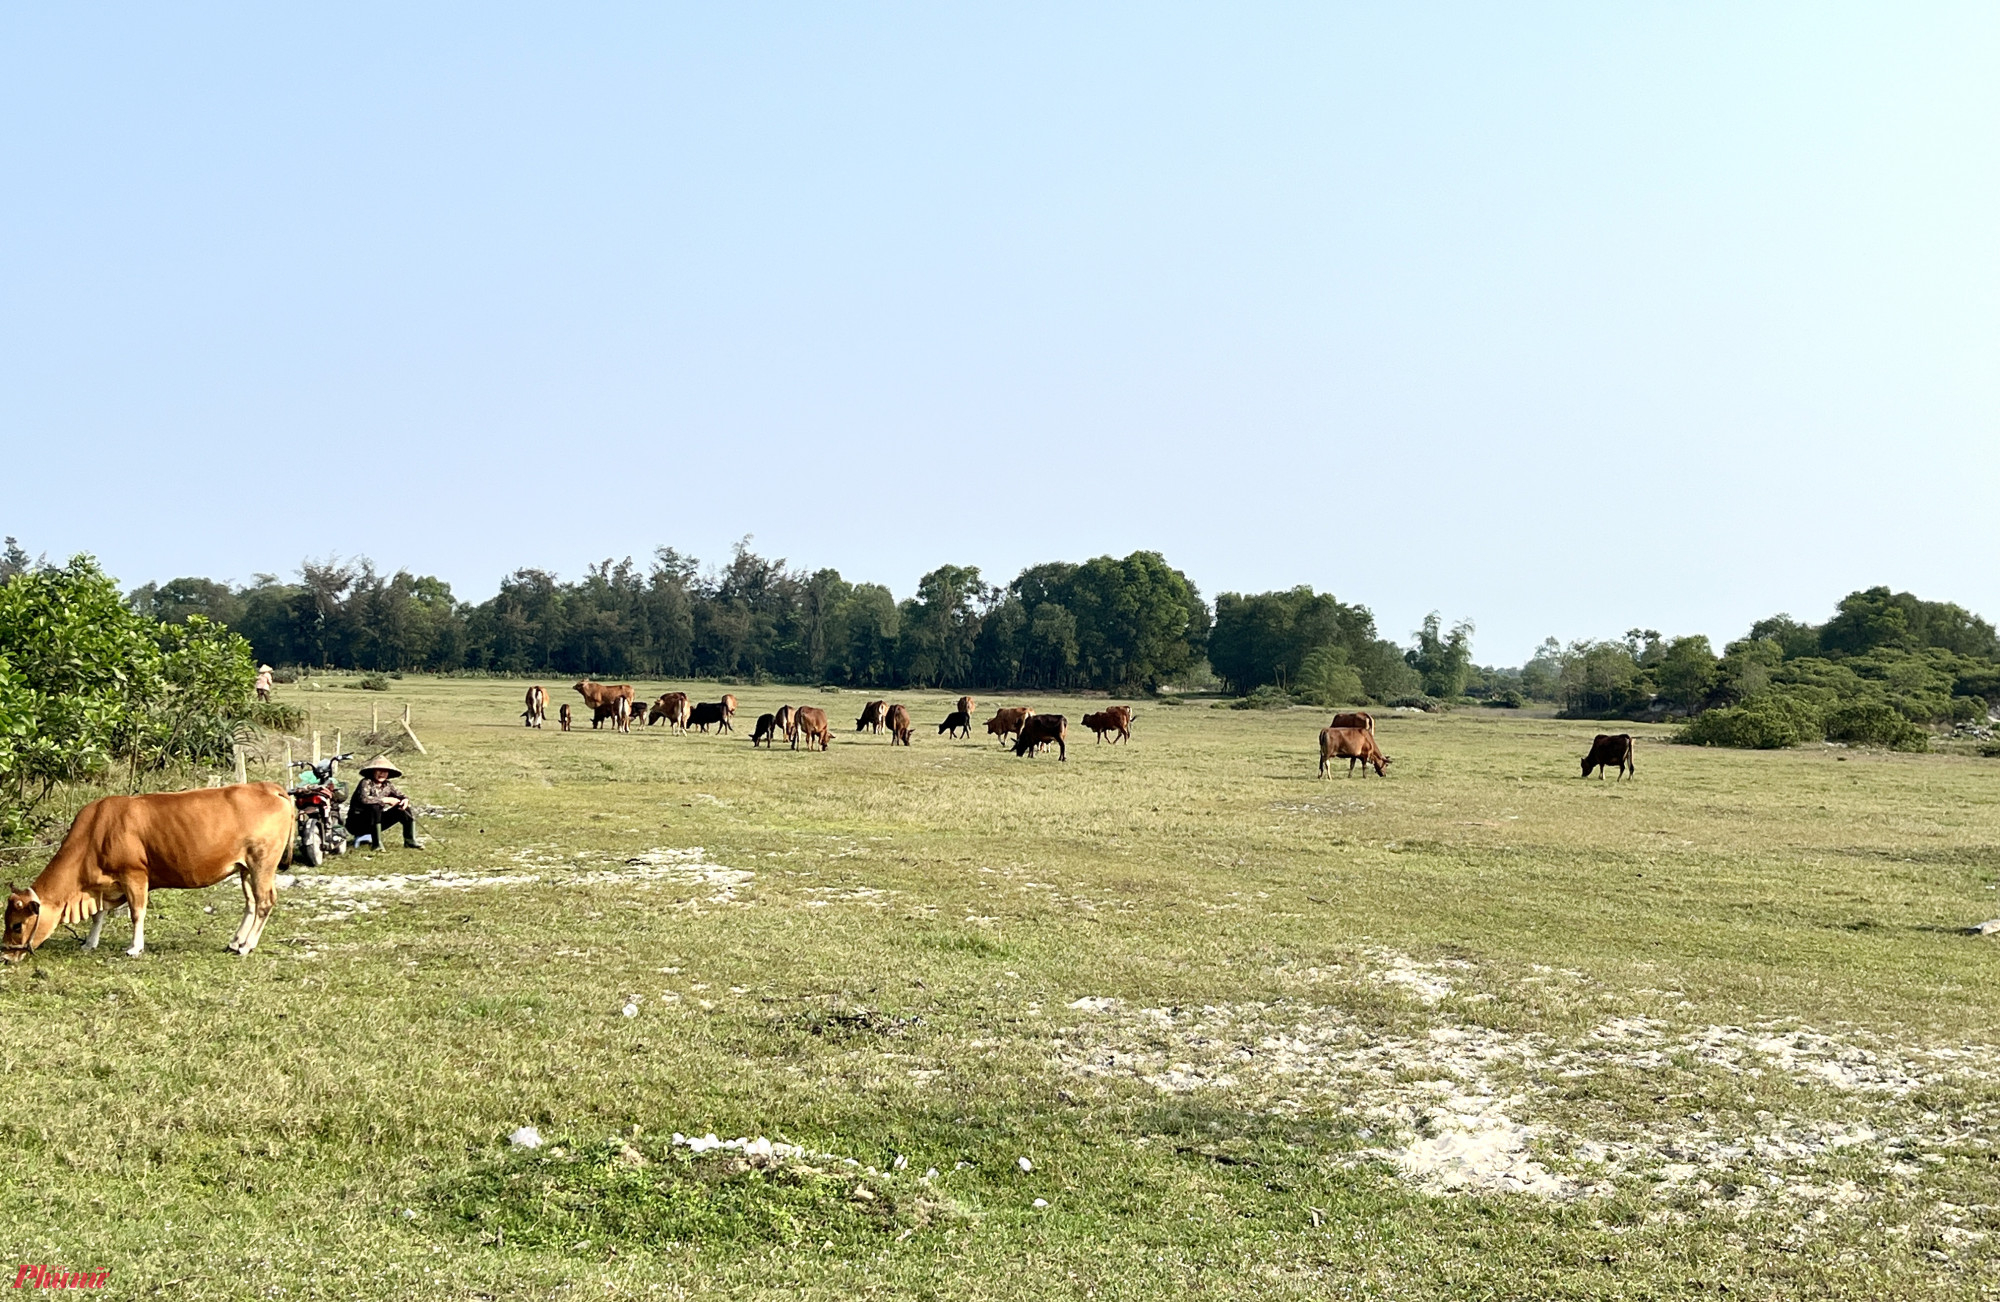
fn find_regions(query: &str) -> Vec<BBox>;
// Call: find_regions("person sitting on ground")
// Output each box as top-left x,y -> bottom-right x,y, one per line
346,756 -> 424,849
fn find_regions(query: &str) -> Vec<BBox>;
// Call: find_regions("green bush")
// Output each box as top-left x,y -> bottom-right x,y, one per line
0,556 -> 256,837
1228,685 -> 1297,710
1679,699 -> 1806,749
1292,646 -> 1367,708
1823,700 -> 1928,750
246,699 -> 308,733
357,674 -> 391,691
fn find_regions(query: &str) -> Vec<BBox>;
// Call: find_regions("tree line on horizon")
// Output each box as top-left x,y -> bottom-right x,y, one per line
10,534 -> 1997,752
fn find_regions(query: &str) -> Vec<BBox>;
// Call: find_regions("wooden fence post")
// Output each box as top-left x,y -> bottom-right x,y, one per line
312,731 -> 321,765
232,745 -> 247,786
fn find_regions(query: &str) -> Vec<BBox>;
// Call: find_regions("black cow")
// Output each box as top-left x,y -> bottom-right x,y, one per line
689,701 -> 733,733
1581,733 -> 1635,780
1012,713 -> 1068,761
937,710 -> 971,738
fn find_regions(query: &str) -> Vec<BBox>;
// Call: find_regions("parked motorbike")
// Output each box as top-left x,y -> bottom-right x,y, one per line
290,753 -> 353,868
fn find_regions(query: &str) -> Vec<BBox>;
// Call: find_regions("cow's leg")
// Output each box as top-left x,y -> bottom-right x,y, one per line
84,904 -> 108,950
239,861 -> 279,955
123,879 -> 150,956
229,868 -> 259,953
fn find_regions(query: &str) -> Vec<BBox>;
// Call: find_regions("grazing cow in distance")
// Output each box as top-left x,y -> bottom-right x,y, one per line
613,696 -> 632,734
986,707 -> 1033,745
937,710 -> 971,738
773,704 -> 796,744
559,704 -> 573,732
793,706 -> 831,751
574,680 -> 635,729
751,713 -> 779,748
1012,713 -> 1068,761
653,692 -> 691,733
1581,733 -> 1635,780
856,700 -> 888,734
688,701 -> 733,733
1081,706 -> 1134,745
3,784 -> 294,960
956,695 -> 975,720
1329,711 -> 1374,732
1319,727 -> 1390,778
886,703 -> 914,746
522,685 -> 547,728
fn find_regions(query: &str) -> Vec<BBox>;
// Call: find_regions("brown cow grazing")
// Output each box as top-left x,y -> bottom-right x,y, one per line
574,680 -> 635,729
751,713 -> 780,747
654,692 -> 691,733
1081,706 -> 1134,744
522,684 -> 548,728
956,695 -> 975,720
1012,713 -> 1068,761
688,700 -> 733,733
1329,711 -> 1374,732
3,784 -> 293,960
1581,733 -> 1635,780
613,696 -> 634,734
985,707 -> 1033,745
559,703 -> 573,731
856,700 -> 888,734
773,704 -> 796,744
886,703 -> 914,746
721,694 -> 738,727
937,710 -> 971,738
792,706 -> 831,751
1319,727 -> 1390,778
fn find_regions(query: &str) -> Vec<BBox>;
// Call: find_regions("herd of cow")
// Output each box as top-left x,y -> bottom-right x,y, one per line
519,681 -> 1138,761
0,690 -> 1641,965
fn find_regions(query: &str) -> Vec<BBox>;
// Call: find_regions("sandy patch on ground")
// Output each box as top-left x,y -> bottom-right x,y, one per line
281,847 -> 752,921
1058,952 -> 2000,1208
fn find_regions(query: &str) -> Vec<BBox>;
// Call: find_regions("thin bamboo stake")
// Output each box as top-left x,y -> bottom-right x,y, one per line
401,718 -> 428,755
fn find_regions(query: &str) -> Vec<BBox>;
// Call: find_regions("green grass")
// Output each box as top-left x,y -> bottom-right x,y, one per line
3,677 -> 1998,1298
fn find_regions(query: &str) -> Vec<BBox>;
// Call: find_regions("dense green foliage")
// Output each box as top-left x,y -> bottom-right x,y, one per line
128,543 -> 1209,693
1206,586 -> 1423,704
1516,588 -> 1997,750
0,553 -> 257,836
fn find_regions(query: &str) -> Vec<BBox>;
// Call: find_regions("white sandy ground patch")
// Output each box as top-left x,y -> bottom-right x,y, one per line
1059,953 -> 2000,1218
278,847 -> 753,921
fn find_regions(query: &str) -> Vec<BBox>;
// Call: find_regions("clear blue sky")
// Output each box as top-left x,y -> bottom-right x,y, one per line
3,5 -> 1994,664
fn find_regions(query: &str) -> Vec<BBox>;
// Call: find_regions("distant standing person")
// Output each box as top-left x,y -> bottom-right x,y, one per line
346,756 -> 424,849
254,664 -> 274,701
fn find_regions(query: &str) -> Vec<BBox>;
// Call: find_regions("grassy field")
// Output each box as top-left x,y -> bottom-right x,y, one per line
3,676 -> 1998,1299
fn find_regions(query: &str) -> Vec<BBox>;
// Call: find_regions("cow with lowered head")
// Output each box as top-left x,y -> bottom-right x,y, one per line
1581,734 -> 1635,780
1012,713 -> 1068,761
1319,726 -> 1390,778
4,784 -> 294,960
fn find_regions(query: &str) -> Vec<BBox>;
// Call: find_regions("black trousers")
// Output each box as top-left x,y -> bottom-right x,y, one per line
349,804 -> 418,847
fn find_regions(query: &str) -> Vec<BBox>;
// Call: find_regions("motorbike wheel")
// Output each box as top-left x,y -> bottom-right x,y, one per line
298,821 -> 324,868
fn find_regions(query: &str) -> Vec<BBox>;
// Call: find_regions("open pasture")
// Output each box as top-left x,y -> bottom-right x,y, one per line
3,677 -> 1998,1299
